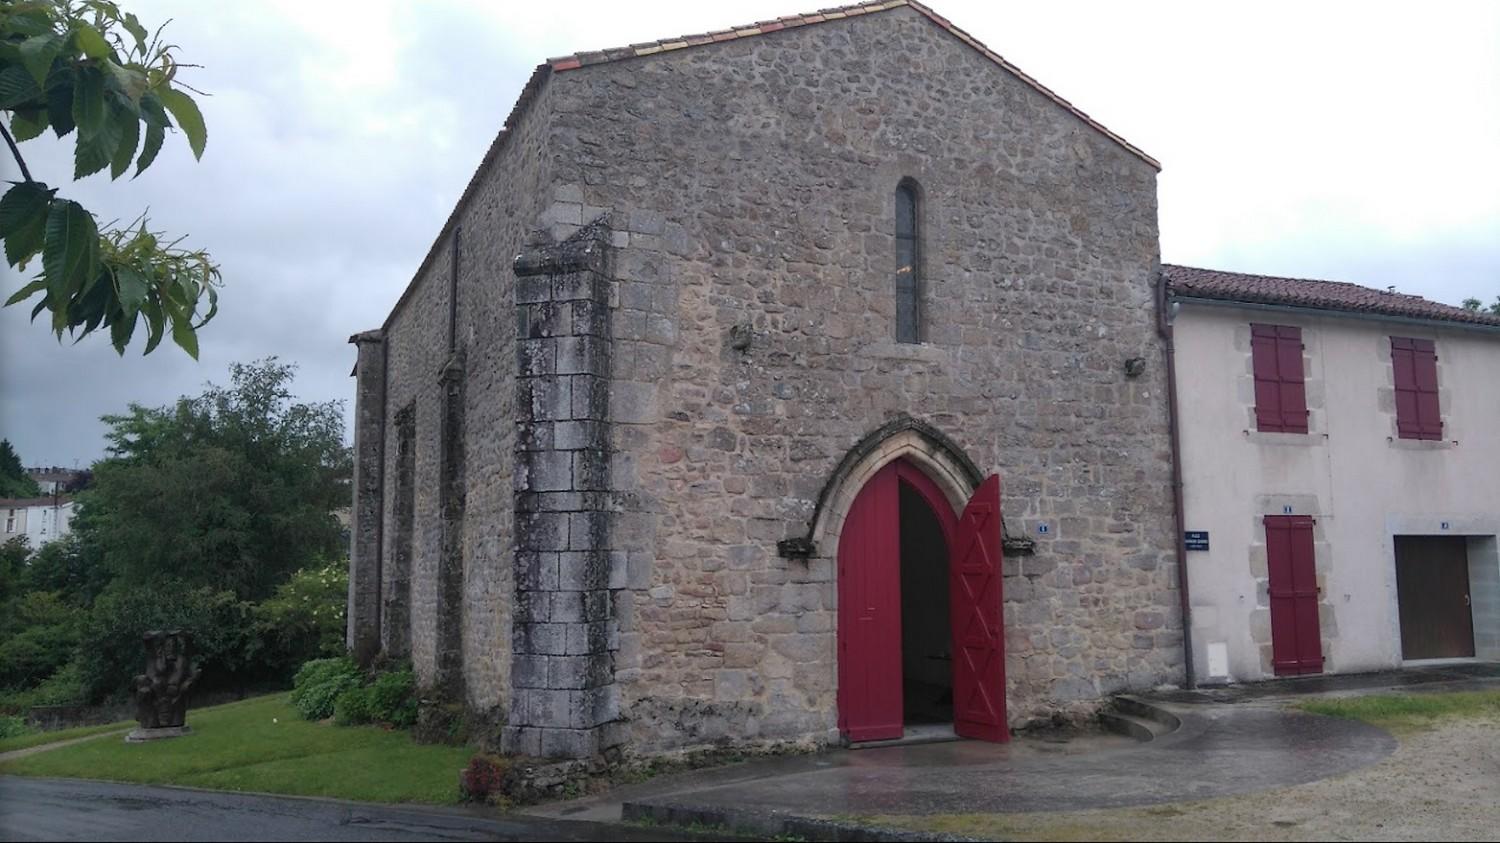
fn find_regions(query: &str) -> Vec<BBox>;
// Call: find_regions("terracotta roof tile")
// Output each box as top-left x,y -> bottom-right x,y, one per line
1163,264 -> 1500,329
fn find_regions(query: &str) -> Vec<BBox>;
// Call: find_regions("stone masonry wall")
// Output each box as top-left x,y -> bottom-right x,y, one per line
505,222 -> 622,759
540,7 -> 1182,751
375,76 -> 560,722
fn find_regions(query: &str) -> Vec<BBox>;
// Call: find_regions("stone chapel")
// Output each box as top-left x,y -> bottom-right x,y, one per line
347,0 -> 1184,759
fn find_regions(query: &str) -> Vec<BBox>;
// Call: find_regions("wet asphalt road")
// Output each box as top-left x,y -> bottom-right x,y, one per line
0,777 -> 700,842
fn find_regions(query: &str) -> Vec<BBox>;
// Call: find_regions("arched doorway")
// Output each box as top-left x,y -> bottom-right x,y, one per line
836,458 -> 1007,743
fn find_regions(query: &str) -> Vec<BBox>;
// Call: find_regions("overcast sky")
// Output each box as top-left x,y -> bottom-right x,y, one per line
2,0 -> 1497,467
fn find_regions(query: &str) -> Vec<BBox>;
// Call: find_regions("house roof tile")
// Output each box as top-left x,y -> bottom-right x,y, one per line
1163,264 -> 1500,329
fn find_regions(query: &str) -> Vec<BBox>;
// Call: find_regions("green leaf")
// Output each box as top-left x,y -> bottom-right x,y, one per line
114,266 -> 148,311
5,8 -> 53,38
0,182 -> 54,267
17,34 -> 63,88
0,65 -> 42,109
73,24 -> 113,61
157,87 -> 206,160
135,94 -> 168,175
142,298 -> 165,354
121,13 -> 148,55
45,76 -> 76,138
42,200 -> 100,299
74,110 -> 122,180
11,108 -> 48,141
71,65 -> 106,138
109,107 -> 140,179
110,308 -> 137,353
171,315 -> 199,359
0,181 -> 52,237
4,278 -> 47,307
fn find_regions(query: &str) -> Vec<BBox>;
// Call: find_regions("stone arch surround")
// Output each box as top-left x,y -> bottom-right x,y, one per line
807,416 -> 983,556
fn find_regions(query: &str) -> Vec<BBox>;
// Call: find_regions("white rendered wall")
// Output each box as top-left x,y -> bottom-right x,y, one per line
1174,303 -> 1500,682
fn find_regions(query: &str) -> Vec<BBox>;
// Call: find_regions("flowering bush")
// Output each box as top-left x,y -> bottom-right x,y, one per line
459,754 -> 510,803
251,558 -> 348,671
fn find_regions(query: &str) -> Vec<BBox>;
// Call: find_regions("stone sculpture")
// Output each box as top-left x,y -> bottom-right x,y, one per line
126,629 -> 200,742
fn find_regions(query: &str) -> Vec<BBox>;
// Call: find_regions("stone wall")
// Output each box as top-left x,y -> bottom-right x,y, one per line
372,72 -> 561,722
505,222 -> 623,759
538,6 -> 1182,751
355,4 -> 1185,757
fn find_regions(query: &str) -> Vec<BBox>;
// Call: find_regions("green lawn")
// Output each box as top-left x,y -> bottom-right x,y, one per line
0,721 -> 132,754
0,693 -> 473,804
1297,689 -> 1500,731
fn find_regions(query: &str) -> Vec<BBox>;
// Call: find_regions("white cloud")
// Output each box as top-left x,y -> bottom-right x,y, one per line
2,0 -> 1497,465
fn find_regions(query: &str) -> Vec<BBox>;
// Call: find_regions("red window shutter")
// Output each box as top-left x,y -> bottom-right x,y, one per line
1392,337 -> 1443,440
1251,324 -> 1309,433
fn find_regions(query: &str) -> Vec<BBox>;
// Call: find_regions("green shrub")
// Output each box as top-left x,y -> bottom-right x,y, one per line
77,584 -> 249,702
365,668 -> 417,728
290,656 -> 360,721
328,665 -> 416,728
333,685 -> 373,726
0,714 -> 31,740
27,661 -> 88,707
0,591 -> 83,689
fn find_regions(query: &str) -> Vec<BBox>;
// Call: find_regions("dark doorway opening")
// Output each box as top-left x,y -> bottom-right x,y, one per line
899,482 -> 951,725
1395,536 -> 1475,660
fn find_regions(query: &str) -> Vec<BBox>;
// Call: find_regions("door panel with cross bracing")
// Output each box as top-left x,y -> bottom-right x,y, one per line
950,474 -> 1008,742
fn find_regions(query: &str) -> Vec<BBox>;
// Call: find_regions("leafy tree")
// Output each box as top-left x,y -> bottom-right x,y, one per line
0,589 -> 82,689
0,536 -> 29,602
22,532 -> 110,604
75,581 -> 246,700
0,440 -> 41,497
82,358 -> 350,600
0,0 -> 219,356
1460,296 -> 1500,316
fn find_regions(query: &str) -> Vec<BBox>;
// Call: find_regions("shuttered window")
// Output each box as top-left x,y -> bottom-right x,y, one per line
1250,324 -> 1309,433
1391,337 -> 1443,440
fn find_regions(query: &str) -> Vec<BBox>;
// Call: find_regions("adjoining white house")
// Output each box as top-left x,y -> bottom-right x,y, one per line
1,495 -> 75,550
1164,265 -> 1500,684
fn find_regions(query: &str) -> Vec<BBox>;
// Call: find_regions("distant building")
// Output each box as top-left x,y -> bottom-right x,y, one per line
26,467 -> 89,495
1,495 -> 75,549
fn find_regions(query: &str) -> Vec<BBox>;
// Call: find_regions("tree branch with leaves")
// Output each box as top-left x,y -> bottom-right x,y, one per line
1461,296 -> 1500,316
0,0 -> 219,358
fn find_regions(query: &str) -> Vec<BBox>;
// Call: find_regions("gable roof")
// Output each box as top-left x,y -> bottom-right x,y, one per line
1163,264 -> 1500,329
545,0 -> 1159,171
376,1 -> 1157,334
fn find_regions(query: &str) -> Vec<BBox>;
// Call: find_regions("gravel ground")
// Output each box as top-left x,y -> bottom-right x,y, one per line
871,715 -> 1500,841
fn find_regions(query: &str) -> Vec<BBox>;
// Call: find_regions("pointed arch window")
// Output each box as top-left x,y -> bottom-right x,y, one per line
895,180 -> 921,344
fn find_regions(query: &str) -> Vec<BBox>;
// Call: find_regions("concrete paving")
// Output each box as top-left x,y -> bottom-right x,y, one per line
0,776 -> 718,842
616,702 -> 1395,824
600,663 -> 1500,835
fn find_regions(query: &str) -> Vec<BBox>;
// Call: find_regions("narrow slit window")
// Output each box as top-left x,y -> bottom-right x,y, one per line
895,181 -> 920,344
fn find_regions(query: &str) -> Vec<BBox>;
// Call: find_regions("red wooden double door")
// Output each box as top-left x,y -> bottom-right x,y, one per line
836,460 -> 1008,742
